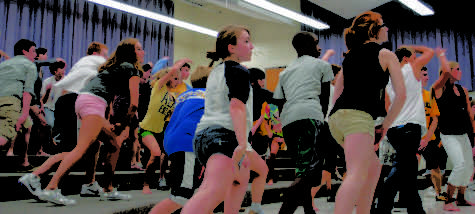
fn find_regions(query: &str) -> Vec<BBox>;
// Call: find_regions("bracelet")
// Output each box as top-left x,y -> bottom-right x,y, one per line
439,52 -> 445,57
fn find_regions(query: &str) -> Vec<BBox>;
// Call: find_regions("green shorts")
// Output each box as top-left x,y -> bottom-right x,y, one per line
138,128 -> 165,153
329,109 -> 375,145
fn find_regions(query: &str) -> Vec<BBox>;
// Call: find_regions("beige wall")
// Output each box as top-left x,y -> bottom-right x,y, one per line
173,0 -> 301,75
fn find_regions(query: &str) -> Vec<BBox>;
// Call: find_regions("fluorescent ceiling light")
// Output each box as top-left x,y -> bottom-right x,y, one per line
242,0 -> 329,30
399,0 -> 434,16
87,0 -> 218,37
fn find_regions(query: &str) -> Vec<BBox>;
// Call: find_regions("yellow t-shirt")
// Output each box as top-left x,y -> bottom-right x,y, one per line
169,82 -> 189,96
166,82 -> 189,121
422,89 -> 440,140
253,102 -> 270,136
139,83 -> 175,133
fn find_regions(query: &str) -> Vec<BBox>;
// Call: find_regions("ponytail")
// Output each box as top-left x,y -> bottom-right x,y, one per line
206,51 -> 220,67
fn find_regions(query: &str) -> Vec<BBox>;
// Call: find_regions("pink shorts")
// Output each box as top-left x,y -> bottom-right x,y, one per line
75,93 -> 107,119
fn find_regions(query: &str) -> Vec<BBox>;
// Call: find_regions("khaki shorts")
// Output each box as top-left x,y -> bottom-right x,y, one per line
0,96 -> 21,141
329,109 -> 375,145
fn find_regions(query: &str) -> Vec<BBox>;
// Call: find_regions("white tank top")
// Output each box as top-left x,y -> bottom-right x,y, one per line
386,63 -> 427,136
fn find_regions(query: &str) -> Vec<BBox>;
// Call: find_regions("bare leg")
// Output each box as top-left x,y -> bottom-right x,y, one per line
6,134 -> 17,156
355,155 -> 381,214
149,198 -> 182,214
431,168 -> 442,194
33,152 -> 69,177
335,133 -> 376,214
141,134 -> 162,194
182,154 -> 235,214
22,127 -> 31,166
45,115 -> 105,190
248,150 -> 268,204
224,161 -> 250,213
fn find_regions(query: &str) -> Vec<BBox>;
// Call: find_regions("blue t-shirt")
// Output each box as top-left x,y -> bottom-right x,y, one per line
164,88 -> 205,155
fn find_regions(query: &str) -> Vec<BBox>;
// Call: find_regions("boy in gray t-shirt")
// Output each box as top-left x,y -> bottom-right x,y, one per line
274,32 -> 333,214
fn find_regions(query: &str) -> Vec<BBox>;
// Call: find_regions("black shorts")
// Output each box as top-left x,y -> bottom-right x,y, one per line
251,134 -> 272,155
193,125 -> 239,166
420,140 -> 447,170
168,151 -> 203,205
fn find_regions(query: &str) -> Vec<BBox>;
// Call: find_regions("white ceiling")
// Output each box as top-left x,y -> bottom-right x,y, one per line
308,0 -> 392,19
179,0 -> 394,22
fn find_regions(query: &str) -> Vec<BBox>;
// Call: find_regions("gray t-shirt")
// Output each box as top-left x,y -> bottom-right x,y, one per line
196,61 -> 253,134
273,55 -> 333,127
81,62 -> 140,104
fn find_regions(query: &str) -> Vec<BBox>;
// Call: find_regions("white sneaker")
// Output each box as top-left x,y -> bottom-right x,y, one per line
249,203 -> 265,214
80,181 -> 103,197
38,189 -> 76,206
18,173 -> 42,199
100,189 -> 131,201
425,186 -> 436,196
159,178 -> 167,187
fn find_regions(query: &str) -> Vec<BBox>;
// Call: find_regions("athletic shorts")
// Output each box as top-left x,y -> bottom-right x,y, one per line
329,109 -> 375,145
138,128 -> 165,153
168,151 -> 203,205
250,134 -> 272,155
283,119 -> 324,180
75,93 -> 107,119
193,125 -> 239,166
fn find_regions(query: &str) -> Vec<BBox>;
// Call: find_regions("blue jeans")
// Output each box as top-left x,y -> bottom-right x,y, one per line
377,123 -> 425,214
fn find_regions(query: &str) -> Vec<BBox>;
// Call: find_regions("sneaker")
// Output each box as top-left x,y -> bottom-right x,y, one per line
80,181 -> 103,197
100,189 -> 131,201
38,189 -> 76,206
248,204 -> 265,214
443,202 -> 461,211
18,173 -> 42,198
159,178 -> 167,187
436,195 -> 447,201
425,186 -> 436,196
456,199 -> 475,206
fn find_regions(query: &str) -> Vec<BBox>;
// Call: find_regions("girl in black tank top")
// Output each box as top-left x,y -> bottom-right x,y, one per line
330,42 -> 389,119
432,53 -> 475,210
436,82 -> 472,135
329,11 -> 407,214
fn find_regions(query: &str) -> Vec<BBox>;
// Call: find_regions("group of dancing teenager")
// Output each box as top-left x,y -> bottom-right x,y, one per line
14,10 -> 475,214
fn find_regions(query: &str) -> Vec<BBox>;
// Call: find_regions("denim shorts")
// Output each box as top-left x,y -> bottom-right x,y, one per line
193,125 -> 239,166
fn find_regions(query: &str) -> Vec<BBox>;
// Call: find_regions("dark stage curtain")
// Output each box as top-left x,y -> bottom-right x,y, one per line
0,0 -> 175,78
301,0 -> 475,90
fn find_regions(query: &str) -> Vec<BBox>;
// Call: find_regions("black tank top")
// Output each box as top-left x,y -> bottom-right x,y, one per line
436,83 -> 472,135
330,42 -> 389,119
